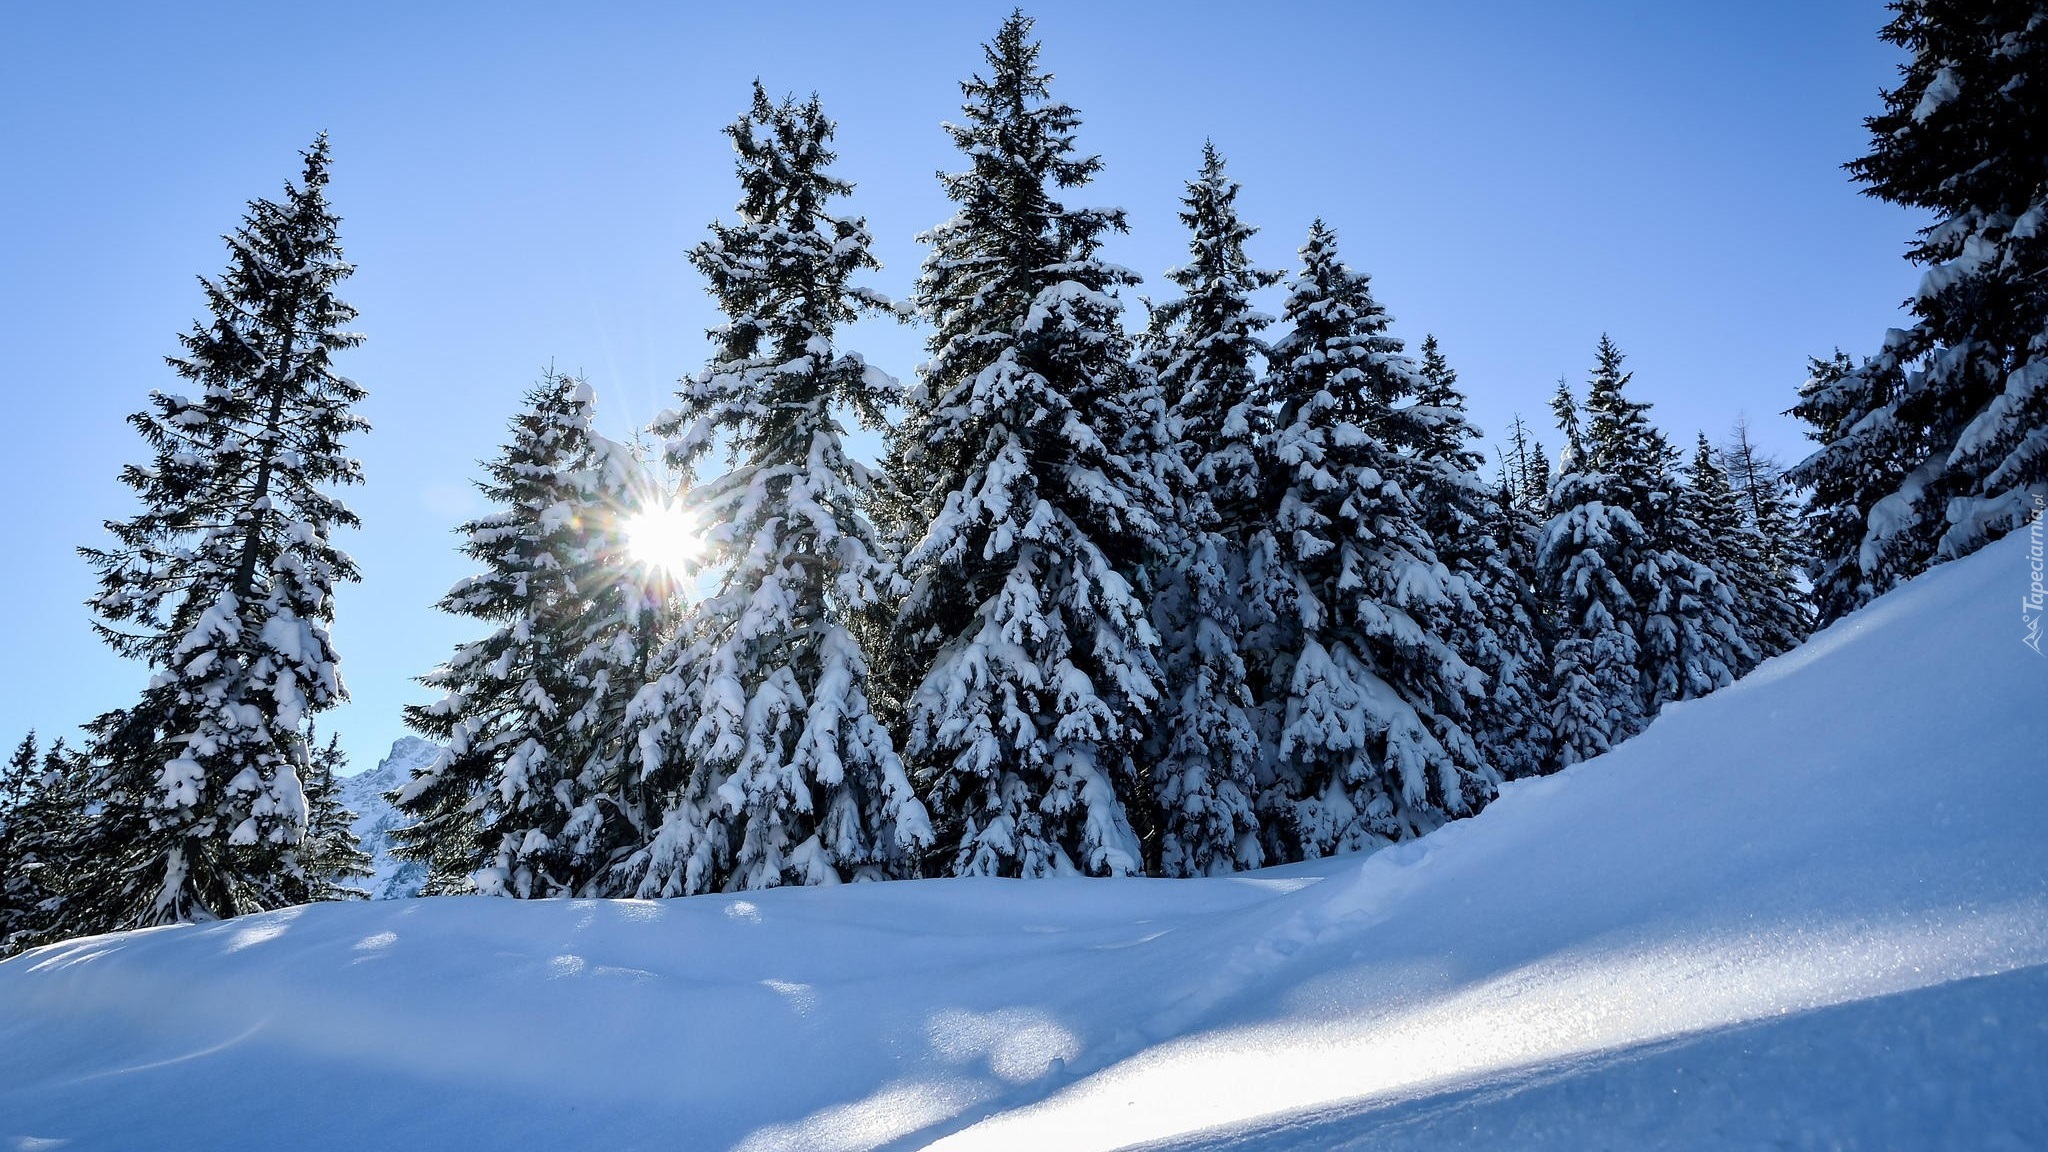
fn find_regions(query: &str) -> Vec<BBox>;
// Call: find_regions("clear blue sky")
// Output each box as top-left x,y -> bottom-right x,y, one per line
0,2 -> 1919,776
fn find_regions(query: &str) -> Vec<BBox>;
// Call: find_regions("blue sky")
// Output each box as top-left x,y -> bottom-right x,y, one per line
0,2 -> 1918,775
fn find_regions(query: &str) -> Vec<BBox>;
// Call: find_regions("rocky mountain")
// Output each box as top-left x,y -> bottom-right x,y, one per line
336,736 -> 439,900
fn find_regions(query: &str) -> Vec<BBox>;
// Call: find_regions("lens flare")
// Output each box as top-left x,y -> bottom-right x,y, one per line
623,502 -> 701,579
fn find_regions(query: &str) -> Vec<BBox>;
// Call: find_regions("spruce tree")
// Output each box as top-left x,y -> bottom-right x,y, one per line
1,734 -> 50,954
1540,371 -> 1648,766
74,136 -> 366,927
1793,3 -> 2048,612
630,85 -> 929,896
300,729 -> 372,899
1411,339 -> 1552,782
1251,223 -> 1494,861
396,372 -> 639,897
1790,350 -> 1899,623
1581,337 -> 1747,710
1144,144 -> 1277,876
1542,340 -> 1748,767
887,12 -> 1165,878
1709,427 -> 1812,660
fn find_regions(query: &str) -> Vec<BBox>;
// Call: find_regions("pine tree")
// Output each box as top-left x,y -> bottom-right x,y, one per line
1714,424 -> 1813,659
1251,223 -> 1494,861
887,12 -> 1165,878
1724,418 -> 1806,567
629,85 -> 929,897
396,372 -> 638,898
1,734 -> 48,953
1793,3 -> 2048,612
1412,339 -> 1552,782
1581,337 -> 1748,711
299,729 -> 372,899
1542,340 -> 1748,767
73,136 -> 366,928
1540,370 -> 1648,766
1144,144 -> 1278,876
1789,350 -> 1897,622
1,738 -> 91,955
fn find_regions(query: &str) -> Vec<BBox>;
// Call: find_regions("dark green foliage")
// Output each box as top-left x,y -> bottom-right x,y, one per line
70,136 -> 366,929
1793,2 -> 2048,618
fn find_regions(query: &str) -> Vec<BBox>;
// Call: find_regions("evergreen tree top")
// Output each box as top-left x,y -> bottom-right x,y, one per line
1550,377 -> 1583,466
915,9 -> 1133,367
1848,3 -> 2047,225
1271,222 -> 1417,413
1155,143 -> 1281,331
1579,335 -> 1672,500
1413,334 -> 1488,471
675,83 -> 896,472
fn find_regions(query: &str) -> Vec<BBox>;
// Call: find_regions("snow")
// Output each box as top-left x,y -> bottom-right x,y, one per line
3,533 -> 2045,1149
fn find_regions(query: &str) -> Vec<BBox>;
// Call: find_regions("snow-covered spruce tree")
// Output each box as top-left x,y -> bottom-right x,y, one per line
1411,338 -> 1552,782
1582,337 -> 1748,711
1790,349 -> 1902,623
299,728 -> 371,899
1250,222 -> 1494,863
1,738 -> 92,955
561,470 -> 676,899
1703,429 -> 1812,661
1,734 -> 51,954
397,372 -> 643,898
627,84 -> 928,897
1791,3 -> 2048,617
72,135 -> 366,928
1540,374 -> 1647,766
1723,417 -> 1801,564
887,12 -> 1166,878
1142,143 -> 1279,876
1542,339 -> 1747,767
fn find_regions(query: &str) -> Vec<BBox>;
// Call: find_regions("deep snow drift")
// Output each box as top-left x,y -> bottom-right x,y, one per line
3,532 -> 2045,1151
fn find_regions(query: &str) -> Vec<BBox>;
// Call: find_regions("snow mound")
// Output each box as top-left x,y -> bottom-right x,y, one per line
4,533 -> 2045,1151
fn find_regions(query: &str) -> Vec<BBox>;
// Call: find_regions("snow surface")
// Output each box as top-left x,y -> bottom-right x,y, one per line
3,532 -> 2045,1150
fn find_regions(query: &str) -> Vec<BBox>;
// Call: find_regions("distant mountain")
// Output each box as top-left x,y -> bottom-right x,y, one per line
337,736 -> 439,900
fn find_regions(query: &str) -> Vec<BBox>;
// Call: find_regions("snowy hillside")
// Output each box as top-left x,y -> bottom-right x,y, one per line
337,736 -> 438,900
3,531 -> 2045,1151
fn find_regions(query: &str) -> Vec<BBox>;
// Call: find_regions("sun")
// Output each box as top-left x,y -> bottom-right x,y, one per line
623,501 -> 702,579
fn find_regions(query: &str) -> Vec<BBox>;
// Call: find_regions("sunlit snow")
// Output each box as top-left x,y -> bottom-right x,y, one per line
2,532 -> 2043,1151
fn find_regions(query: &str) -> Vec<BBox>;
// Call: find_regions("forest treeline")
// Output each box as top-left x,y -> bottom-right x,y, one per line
3,4 -> 2042,956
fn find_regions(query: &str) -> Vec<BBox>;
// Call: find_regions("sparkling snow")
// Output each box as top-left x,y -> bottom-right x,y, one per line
2,533 -> 2044,1150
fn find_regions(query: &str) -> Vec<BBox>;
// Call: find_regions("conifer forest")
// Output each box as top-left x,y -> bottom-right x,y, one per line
4,3 -> 2043,951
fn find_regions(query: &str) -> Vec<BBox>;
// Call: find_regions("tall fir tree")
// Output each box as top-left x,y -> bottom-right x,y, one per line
1412,338 -> 1552,782
1793,3 -> 2048,616
1710,426 -> 1813,660
1540,369 -> 1648,766
1250,223 -> 1494,862
1789,349 -> 1898,622
1723,417 -> 1807,574
1,734 -> 51,954
73,136 -> 366,928
1583,337 -> 1748,710
1542,339 -> 1748,768
1143,143 -> 1278,876
299,728 -> 373,899
396,372 -> 642,898
629,85 -> 929,897
886,12 -> 1165,878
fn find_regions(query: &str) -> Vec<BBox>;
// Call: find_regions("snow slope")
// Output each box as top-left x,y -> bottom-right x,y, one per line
3,531 -> 2045,1151
336,736 -> 437,900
